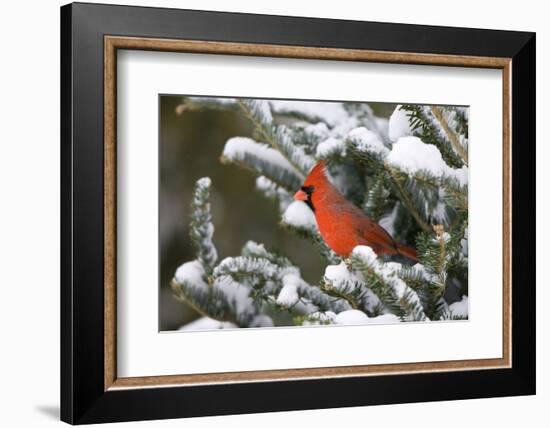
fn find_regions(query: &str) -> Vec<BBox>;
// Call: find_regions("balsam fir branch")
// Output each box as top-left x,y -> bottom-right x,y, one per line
221,136 -> 304,191
189,177 -> 218,273
350,246 -> 428,321
399,104 -> 465,168
238,99 -> 315,175
430,106 -> 468,165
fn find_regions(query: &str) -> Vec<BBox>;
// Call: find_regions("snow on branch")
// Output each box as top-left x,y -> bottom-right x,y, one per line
350,246 -> 428,321
343,102 -> 391,145
255,176 -> 293,213
430,106 -> 469,165
347,127 -> 389,160
237,99 -> 315,176
171,261 -> 236,324
269,100 -> 350,127
397,105 -> 465,168
189,177 -> 218,273
386,137 -> 468,187
175,96 -> 239,114
322,261 -> 384,316
221,137 -> 303,191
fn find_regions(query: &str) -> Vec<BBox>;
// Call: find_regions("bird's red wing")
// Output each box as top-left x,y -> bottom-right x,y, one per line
356,219 -> 397,253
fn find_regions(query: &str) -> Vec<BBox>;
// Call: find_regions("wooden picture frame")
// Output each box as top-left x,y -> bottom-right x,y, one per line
61,2 -> 535,424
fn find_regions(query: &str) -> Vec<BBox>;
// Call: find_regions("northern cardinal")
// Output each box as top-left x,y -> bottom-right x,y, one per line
294,161 -> 418,262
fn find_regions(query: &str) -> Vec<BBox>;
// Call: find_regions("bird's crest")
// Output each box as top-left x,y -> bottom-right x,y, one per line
304,160 -> 328,186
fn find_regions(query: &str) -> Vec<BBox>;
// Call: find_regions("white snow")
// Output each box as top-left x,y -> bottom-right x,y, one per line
223,137 -> 298,175
255,176 -> 293,211
347,127 -> 389,156
276,274 -> 300,307
275,125 -> 316,172
213,275 -> 255,319
175,260 -> 207,289
179,316 -> 237,331
214,256 -> 280,281
335,309 -> 370,325
269,100 -> 349,127
367,313 -> 401,324
324,261 -> 357,289
281,201 -> 318,232
241,240 -> 269,258
316,137 -> 346,158
249,315 -> 274,328
461,227 -> 469,256
431,200 -> 449,224
256,175 -> 277,193
378,204 -> 399,237
352,245 -> 379,264
387,136 -> 468,186
304,309 -> 400,326
449,295 -> 469,317
196,176 -> 211,188
351,246 -> 427,321
251,100 -> 273,124
388,106 -> 413,142
304,122 -> 330,140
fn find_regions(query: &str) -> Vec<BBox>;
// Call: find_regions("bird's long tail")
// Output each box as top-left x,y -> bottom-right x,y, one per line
396,243 -> 419,262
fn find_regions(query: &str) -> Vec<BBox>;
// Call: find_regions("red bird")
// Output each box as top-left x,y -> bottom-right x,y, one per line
294,161 -> 418,262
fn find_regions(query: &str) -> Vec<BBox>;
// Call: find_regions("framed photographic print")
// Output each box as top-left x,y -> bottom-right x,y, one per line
60,2 -> 535,424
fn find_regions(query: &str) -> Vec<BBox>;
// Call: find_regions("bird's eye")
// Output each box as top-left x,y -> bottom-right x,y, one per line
301,185 -> 315,195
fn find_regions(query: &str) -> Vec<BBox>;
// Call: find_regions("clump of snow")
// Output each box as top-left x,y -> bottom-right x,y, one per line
367,313 -> 400,324
269,100 -> 349,127
241,240 -> 270,258
335,310 -> 370,325
304,122 -> 330,140
449,295 -> 469,317
324,261 -> 359,290
388,106 -> 413,142
249,315 -> 274,328
347,127 -> 389,157
316,137 -> 346,158
387,137 -> 468,186
352,245 -> 379,264
223,137 -> 298,175
378,204 -> 398,237
196,176 -> 211,188
277,274 -> 300,307
281,201 -> 318,232
330,116 -> 360,138
179,317 -> 237,331
175,260 -> 207,289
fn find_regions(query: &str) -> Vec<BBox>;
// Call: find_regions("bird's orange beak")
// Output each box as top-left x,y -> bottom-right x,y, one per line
294,189 -> 308,201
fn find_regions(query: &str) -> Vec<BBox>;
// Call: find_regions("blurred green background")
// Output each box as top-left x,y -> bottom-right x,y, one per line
159,95 -> 395,331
